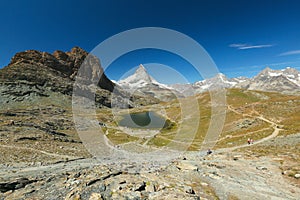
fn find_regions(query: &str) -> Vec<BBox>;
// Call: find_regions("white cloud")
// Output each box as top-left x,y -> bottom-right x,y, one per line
239,44 -> 273,49
224,61 -> 297,75
229,43 -> 273,50
229,43 -> 247,48
265,61 -> 296,66
278,50 -> 300,56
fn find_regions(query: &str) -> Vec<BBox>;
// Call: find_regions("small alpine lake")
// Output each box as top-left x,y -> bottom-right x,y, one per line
118,111 -> 168,129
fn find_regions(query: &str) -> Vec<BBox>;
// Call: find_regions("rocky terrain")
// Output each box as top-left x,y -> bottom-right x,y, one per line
0,133 -> 299,199
0,47 -> 158,108
0,48 -> 299,199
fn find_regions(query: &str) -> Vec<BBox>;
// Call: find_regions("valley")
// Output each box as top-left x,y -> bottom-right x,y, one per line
1,87 -> 299,199
0,48 -> 299,199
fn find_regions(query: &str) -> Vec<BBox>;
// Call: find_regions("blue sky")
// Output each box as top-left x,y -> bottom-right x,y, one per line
1,0 -> 300,84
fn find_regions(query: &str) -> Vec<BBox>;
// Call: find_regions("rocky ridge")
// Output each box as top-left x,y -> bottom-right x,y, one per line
1,47 -> 114,94
0,48 -> 158,108
119,65 -> 300,97
237,67 -> 300,93
170,67 -> 300,95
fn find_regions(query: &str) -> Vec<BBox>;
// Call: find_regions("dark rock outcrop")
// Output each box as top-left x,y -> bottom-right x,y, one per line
0,178 -> 38,193
0,47 -> 114,94
0,47 -> 158,108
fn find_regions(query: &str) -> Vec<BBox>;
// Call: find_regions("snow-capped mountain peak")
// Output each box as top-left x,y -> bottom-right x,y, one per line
193,73 -> 238,89
244,67 -> 300,92
118,65 -> 300,99
118,64 -> 173,89
117,64 -> 177,101
119,64 -> 153,87
172,67 -> 300,95
136,64 -> 146,72
257,67 -> 299,78
135,64 -> 151,81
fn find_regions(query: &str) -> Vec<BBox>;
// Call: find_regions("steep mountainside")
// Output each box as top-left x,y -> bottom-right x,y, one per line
171,73 -> 249,96
171,67 -> 300,95
237,67 -> 300,93
119,64 -> 156,87
0,47 -> 114,94
193,73 -> 248,93
0,48 -> 157,107
118,64 -> 180,101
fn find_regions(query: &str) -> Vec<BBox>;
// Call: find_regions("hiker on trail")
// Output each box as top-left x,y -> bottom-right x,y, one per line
250,138 -> 254,144
207,149 -> 212,155
247,138 -> 251,145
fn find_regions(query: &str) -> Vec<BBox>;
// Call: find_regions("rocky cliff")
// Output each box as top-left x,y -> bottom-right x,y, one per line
0,47 -> 157,107
0,47 -> 114,94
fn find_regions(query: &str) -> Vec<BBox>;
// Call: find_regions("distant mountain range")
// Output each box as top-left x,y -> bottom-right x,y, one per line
118,65 -> 300,98
237,67 -> 300,93
1,47 -> 299,108
171,74 -> 249,96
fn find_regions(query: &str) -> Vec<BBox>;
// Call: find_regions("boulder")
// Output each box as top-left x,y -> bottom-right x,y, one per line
294,174 -> 300,179
0,178 -> 37,193
176,161 -> 198,171
89,193 -> 103,200
184,186 -> 195,194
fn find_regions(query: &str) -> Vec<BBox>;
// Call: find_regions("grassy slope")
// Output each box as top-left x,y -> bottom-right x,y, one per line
142,89 -> 300,150
1,88 -> 299,164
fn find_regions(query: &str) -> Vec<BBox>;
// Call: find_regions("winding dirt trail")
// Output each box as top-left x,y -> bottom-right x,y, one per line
218,105 -> 282,152
122,103 -> 283,153
0,144 -> 79,160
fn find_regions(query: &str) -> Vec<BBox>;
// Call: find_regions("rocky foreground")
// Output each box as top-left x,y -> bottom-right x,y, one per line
0,134 -> 299,200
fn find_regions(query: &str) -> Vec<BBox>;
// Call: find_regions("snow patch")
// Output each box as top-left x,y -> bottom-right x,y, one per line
287,77 -> 300,86
118,64 -> 172,90
200,83 -> 212,90
268,72 -> 282,77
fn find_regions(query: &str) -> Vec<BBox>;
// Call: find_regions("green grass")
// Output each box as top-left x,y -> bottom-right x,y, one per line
150,89 -> 300,150
3,87 -> 299,162
147,136 -> 172,147
215,128 -> 274,148
105,129 -> 139,145
226,89 -> 261,106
